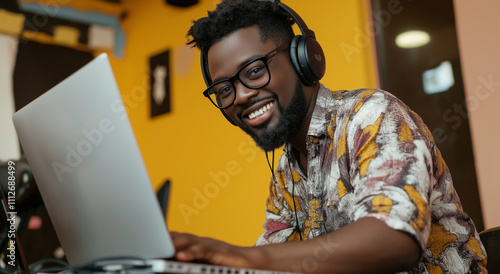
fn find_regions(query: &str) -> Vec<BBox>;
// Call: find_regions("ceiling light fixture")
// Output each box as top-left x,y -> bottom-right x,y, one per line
395,30 -> 430,48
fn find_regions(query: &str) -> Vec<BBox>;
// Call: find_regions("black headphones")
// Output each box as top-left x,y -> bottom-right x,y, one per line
201,0 -> 326,125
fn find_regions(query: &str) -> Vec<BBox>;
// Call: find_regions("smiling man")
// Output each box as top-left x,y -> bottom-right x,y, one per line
171,0 -> 488,273
207,26 -> 311,153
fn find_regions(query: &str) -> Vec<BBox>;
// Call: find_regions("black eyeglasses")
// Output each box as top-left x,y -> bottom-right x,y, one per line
203,44 -> 288,109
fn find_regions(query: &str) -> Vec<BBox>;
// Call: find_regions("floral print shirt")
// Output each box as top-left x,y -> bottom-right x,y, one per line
256,85 -> 487,273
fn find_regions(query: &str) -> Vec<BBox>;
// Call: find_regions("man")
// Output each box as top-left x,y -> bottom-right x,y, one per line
172,0 -> 487,273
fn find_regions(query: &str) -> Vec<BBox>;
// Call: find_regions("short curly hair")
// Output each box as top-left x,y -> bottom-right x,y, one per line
187,0 -> 295,55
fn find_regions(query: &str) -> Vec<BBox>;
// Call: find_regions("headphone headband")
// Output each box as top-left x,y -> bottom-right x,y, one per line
277,3 -> 315,39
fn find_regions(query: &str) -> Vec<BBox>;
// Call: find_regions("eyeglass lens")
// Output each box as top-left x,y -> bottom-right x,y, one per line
207,58 -> 270,108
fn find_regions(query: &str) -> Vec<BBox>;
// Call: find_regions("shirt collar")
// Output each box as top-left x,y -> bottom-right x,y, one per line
307,83 -> 340,138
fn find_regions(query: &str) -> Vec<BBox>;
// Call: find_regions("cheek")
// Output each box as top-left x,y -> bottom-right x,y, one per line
269,63 -> 298,105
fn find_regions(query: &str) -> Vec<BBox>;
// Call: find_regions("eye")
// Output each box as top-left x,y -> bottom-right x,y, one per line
216,84 -> 234,98
245,63 -> 266,80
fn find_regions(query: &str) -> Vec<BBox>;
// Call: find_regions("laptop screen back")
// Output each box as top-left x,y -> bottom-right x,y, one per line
12,53 -> 175,266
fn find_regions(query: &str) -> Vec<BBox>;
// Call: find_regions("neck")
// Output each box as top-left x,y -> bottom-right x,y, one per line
288,83 -> 320,170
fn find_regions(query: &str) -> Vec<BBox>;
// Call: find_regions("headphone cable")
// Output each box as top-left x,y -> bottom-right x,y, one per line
265,150 -> 275,179
266,147 -> 302,241
285,147 -> 303,241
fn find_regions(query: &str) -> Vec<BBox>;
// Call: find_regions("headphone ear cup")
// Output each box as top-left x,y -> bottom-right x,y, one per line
289,35 -> 312,86
201,53 -> 211,86
297,36 -> 326,85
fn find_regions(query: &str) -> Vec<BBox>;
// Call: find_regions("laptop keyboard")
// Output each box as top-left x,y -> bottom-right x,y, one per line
150,260 -> 299,274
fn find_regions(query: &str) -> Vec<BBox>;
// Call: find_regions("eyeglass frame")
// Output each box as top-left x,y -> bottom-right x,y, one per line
202,44 -> 289,109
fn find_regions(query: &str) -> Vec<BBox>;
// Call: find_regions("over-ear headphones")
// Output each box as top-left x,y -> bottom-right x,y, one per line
279,2 -> 326,86
201,0 -> 326,125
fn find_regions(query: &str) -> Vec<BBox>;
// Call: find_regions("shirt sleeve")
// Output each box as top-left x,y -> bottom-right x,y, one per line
344,90 -> 435,252
255,154 -> 302,246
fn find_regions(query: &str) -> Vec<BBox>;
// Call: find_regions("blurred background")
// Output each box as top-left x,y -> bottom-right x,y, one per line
0,0 -> 498,267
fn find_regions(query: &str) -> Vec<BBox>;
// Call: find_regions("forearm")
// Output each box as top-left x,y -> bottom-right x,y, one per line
251,218 -> 421,273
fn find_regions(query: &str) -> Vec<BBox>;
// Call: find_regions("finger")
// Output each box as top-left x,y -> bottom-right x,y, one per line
170,232 -> 199,249
177,244 -> 254,268
170,231 -> 196,239
175,250 -> 194,261
175,243 -> 211,262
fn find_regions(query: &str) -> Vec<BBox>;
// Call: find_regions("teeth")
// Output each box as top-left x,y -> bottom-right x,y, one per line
248,102 -> 274,120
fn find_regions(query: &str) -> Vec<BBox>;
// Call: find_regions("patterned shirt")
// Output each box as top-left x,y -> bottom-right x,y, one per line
256,85 -> 487,273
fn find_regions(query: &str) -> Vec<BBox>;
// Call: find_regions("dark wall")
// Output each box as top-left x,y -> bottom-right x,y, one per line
371,0 -> 484,230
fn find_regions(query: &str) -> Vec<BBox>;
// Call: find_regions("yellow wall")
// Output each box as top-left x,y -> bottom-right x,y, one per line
104,0 -> 377,246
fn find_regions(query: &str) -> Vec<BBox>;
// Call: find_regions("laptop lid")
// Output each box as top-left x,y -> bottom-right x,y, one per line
12,53 -> 175,266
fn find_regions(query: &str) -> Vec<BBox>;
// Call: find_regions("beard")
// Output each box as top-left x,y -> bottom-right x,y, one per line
241,81 -> 307,151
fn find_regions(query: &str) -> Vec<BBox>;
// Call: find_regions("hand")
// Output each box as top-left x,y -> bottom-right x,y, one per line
170,232 -> 266,269
171,218 -> 420,273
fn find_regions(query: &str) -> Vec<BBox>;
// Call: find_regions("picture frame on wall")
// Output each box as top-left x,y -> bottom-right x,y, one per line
149,50 -> 171,118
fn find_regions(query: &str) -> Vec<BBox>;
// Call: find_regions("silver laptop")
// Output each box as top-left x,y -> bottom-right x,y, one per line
12,53 -> 175,266
12,54 -> 295,274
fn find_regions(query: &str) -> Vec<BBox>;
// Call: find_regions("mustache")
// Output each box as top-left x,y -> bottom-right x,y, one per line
236,95 -> 278,118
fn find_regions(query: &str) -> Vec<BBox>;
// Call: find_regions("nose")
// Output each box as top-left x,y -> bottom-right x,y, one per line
233,81 -> 259,105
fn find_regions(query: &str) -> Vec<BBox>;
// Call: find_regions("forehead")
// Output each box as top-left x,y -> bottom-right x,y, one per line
207,25 -> 276,80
